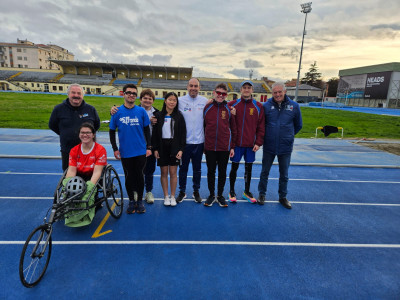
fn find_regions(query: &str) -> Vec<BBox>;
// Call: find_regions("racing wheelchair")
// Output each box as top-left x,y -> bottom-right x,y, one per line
19,164 -> 123,288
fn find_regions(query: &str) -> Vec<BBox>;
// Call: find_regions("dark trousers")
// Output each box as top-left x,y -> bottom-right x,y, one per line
144,154 -> 156,193
205,150 -> 229,196
179,143 -> 204,193
61,150 -> 70,171
258,152 -> 292,199
121,155 -> 146,201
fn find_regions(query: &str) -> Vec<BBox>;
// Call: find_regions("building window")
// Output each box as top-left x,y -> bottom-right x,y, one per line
53,86 -> 57,91
59,86 -> 63,91
17,56 -> 22,60
17,49 -> 22,52
178,92 -> 181,96
37,83 -> 40,87
155,91 -> 158,96
24,57 -> 27,61
31,83 -> 34,87
24,65 -> 28,68
23,49 -> 26,53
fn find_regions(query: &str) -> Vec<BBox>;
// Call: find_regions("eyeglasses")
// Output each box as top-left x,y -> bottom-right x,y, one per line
215,91 -> 227,97
80,131 -> 93,135
124,91 -> 137,96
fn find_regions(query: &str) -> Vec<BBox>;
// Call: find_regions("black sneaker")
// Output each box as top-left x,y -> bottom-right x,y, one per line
176,191 -> 186,203
204,195 -> 215,207
126,200 -> 135,214
257,195 -> 266,205
217,195 -> 228,207
193,191 -> 202,203
136,200 -> 146,213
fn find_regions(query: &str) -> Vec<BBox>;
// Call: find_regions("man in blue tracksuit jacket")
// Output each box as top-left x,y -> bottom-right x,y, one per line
257,82 -> 302,209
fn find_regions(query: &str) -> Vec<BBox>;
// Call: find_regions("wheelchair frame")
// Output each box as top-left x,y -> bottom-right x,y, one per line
19,164 -> 124,288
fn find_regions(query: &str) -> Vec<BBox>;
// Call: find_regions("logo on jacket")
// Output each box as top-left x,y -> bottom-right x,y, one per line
221,111 -> 227,119
249,108 -> 255,115
79,113 -> 89,118
285,105 -> 294,111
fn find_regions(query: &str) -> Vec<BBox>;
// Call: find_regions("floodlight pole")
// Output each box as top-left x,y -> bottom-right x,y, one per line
294,2 -> 312,102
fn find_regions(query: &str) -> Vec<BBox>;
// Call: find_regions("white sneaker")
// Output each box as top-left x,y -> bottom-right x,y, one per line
170,195 -> 177,207
145,191 -> 155,204
164,195 -> 171,206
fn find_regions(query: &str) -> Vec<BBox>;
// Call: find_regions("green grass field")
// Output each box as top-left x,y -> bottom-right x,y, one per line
1,92 -> 399,139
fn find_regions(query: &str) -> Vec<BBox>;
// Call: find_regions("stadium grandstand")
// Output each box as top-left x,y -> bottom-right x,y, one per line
0,60 -> 272,101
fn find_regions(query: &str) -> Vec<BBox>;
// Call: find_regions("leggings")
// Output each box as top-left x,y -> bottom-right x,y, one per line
205,150 -> 229,196
121,155 -> 146,201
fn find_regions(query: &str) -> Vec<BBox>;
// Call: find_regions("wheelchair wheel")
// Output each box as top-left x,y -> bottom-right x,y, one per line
104,166 -> 124,219
19,224 -> 52,288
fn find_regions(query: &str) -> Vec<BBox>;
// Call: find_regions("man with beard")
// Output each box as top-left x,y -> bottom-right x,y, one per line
175,78 -> 209,204
49,83 -> 100,171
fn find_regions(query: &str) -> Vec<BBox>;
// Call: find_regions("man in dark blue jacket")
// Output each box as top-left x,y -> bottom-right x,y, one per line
257,83 -> 302,209
49,84 -> 100,171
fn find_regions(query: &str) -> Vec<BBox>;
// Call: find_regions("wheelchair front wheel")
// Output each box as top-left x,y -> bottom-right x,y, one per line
19,224 -> 53,288
104,166 -> 124,219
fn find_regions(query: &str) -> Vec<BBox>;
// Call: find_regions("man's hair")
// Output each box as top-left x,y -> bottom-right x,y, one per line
188,77 -> 200,87
67,83 -> 84,95
214,83 -> 228,91
140,89 -> 155,100
123,83 -> 138,93
272,82 -> 286,91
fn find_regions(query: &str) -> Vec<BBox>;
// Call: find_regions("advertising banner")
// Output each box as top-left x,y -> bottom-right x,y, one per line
337,74 -> 367,98
364,71 -> 392,99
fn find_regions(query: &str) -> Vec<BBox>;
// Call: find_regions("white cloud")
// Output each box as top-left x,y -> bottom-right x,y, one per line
1,0 -> 399,81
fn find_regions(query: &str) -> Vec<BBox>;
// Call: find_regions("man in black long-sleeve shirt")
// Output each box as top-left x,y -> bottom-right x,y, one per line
49,84 -> 100,171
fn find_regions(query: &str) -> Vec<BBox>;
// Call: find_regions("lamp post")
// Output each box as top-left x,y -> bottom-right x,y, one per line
294,2 -> 312,102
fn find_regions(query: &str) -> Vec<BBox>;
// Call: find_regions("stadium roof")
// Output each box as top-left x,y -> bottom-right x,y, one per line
50,60 -> 193,74
339,62 -> 400,77
285,84 -> 322,91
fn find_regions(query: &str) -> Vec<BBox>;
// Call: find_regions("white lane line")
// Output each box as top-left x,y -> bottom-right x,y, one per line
2,240 -> 400,248
0,172 -> 399,184
1,197 -> 400,206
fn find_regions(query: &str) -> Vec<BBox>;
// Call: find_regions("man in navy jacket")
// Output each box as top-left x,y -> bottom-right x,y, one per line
257,83 -> 302,209
49,84 -> 100,171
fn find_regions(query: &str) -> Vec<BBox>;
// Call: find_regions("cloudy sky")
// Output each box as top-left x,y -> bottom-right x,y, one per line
1,0 -> 399,82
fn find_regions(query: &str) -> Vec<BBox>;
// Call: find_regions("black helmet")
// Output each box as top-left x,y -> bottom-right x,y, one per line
65,176 -> 86,196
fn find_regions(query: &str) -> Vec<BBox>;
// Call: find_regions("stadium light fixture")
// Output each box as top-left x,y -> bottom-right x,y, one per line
294,2 -> 312,102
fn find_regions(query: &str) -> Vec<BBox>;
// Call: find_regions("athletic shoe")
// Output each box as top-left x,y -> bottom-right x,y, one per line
204,195 -> 215,207
136,200 -> 146,213
145,191 -> 155,204
127,200 -> 136,214
193,191 -> 202,203
257,195 -> 266,205
217,195 -> 228,207
243,191 -> 257,203
176,192 -> 186,203
170,195 -> 177,207
228,191 -> 237,203
164,195 -> 171,206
